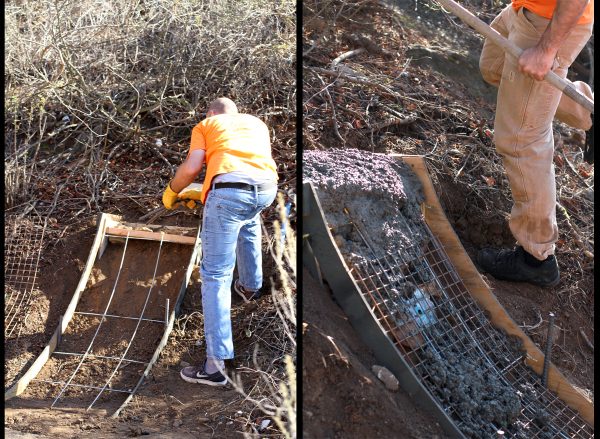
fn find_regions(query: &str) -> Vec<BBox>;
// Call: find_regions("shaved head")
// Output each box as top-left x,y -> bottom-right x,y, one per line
207,97 -> 238,116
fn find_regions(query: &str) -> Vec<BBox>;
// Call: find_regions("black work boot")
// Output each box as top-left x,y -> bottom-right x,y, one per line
477,246 -> 560,287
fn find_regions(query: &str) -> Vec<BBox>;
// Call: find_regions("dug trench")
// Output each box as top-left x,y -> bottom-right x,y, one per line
303,148 -> 589,438
12,238 -> 194,413
5,214 -> 284,438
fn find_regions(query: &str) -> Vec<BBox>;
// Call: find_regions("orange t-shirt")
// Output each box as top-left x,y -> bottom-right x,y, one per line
188,113 -> 278,203
512,0 -> 594,24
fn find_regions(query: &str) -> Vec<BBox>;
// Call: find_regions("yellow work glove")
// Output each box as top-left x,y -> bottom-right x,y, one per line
177,183 -> 203,210
162,183 -> 179,209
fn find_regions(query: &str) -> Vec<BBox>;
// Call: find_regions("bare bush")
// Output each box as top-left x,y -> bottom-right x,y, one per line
5,0 -> 296,218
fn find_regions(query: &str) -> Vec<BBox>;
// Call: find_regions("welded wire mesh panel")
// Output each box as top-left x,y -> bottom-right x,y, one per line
4,214 -> 47,338
32,233 -> 176,414
349,226 -> 593,439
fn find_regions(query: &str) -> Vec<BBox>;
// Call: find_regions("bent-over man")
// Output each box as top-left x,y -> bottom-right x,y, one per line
162,97 -> 278,385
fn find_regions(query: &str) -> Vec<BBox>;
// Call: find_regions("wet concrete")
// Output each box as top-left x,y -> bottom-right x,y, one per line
304,148 -> 428,263
420,320 -> 522,438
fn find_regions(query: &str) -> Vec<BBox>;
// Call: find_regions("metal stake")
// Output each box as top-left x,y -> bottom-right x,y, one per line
165,298 -> 170,329
542,312 -> 556,388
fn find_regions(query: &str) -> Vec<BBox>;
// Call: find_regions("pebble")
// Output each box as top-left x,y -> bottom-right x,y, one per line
371,365 -> 399,391
173,419 -> 183,428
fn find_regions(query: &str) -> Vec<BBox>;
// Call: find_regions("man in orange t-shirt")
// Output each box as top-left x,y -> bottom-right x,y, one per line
162,97 -> 278,386
477,0 -> 593,287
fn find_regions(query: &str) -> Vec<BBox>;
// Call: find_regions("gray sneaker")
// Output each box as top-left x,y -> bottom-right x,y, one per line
234,279 -> 260,303
180,361 -> 227,386
477,246 -> 560,288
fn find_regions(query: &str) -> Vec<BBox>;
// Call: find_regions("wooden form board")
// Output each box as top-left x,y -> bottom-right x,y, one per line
105,227 -> 197,245
397,155 -> 594,427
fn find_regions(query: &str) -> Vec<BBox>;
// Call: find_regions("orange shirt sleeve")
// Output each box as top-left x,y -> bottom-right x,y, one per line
189,123 -> 207,152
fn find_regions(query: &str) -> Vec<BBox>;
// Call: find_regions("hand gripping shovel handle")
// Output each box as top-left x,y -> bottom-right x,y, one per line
435,0 -> 594,114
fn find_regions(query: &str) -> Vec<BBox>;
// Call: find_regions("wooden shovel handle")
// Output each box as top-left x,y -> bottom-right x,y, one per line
435,0 -> 594,113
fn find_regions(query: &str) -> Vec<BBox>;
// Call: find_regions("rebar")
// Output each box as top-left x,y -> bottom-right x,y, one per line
541,312 -> 556,388
53,351 -> 147,365
86,235 -> 165,410
4,214 -> 47,338
51,232 -> 132,408
33,379 -> 133,395
73,311 -> 165,324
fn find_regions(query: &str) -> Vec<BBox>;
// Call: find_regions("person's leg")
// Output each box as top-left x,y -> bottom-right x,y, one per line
236,217 -> 263,292
235,188 -> 278,296
478,9 -> 592,287
554,81 -> 593,130
479,4 -> 512,87
480,6 -> 593,131
493,8 -> 592,260
199,190 -> 251,361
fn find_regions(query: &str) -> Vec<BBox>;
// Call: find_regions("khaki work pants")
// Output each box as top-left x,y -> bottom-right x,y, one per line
479,5 -> 593,260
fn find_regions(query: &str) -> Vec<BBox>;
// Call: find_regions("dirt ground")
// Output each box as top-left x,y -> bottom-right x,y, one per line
5,211 -> 287,438
303,0 -> 593,436
302,269 -> 450,439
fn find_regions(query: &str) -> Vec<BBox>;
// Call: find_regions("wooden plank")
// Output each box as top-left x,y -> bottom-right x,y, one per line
397,155 -> 594,427
5,213 -> 110,400
112,222 -> 197,235
105,227 -> 197,245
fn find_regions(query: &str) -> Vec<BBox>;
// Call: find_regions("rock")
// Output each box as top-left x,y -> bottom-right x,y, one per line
173,419 -> 183,428
371,365 -> 399,391
333,234 -> 345,248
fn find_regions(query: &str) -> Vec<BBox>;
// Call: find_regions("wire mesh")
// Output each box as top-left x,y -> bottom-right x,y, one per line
4,214 -> 47,339
46,232 -> 168,411
345,220 -> 593,438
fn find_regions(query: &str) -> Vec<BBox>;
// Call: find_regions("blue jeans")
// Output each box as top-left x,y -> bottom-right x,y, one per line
200,185 -> 277,360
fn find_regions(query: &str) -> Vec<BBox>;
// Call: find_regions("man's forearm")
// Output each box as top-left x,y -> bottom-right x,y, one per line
171,163 -> 199,192
517,0 -> 589,80
169,149 -> 206,192
538,0 -> 588,54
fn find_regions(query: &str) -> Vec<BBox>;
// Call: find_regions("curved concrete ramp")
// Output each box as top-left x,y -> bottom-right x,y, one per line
303,154 -> 593,438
